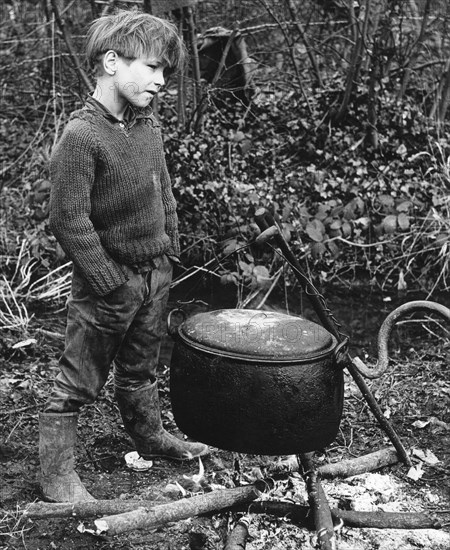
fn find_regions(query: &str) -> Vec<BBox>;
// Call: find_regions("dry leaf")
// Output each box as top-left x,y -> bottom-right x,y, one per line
412,448 -> 440,465
407,463 -> 423,481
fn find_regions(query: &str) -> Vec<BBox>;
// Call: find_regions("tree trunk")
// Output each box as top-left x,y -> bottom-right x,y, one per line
397,0 -> 432,102
334,0 -> 370,122
49,0 -> 92,92
430,57 -> 450,122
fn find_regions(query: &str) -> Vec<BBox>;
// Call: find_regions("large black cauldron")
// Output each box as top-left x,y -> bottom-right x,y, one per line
169,309 -> 345,455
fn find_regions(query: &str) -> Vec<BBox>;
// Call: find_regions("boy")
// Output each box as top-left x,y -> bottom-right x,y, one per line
41,9 -> 208,503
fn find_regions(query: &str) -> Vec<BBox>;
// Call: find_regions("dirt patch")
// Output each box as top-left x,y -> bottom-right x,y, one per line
1,307 -> 449,549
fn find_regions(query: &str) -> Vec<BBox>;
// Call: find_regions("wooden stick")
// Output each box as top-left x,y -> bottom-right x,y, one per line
23,500 -> 154,519
298,453 -> 336,550
185,6 -> 202,108
254,208 -> 412,468
273,447 -> 401,479
49,0 -> 92,92
24,482 -> 268,521
224,517 -> 251,550
248,501 -> 311,526
332,509 -> 442,529
246,501 -> 442,530
92,482 -> 268,535
192,29 -> 238,131
318,447 -> 400,479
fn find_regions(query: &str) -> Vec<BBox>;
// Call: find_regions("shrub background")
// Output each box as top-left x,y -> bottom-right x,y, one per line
1,0 -> 449,322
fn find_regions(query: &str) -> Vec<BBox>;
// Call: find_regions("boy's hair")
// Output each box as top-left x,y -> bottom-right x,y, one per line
86,9 -> 186,76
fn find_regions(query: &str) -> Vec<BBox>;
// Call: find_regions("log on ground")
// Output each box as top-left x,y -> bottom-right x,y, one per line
247,501 -> 442,530
318,447 -> 400,479
91,480 -> 270,536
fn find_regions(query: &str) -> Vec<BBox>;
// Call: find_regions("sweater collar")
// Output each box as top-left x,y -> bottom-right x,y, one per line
85,95 -> 154,127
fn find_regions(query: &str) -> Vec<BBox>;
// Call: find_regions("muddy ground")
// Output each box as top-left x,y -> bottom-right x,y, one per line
1,287 -> 449,549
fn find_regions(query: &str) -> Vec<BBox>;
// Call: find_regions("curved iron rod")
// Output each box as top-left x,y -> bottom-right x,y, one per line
353,301 -> 450,379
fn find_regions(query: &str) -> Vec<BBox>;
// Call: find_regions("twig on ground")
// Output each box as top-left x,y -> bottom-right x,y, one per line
318,447 -> 400,479
92,481 -> 268,535
271,447 -> 401,479
298,453 -> 336,550
0,405 -> 36,416
224,516 -> 251,550
245,501 -> 443,529
37,328 -> 65,340
25,482 -> 271,529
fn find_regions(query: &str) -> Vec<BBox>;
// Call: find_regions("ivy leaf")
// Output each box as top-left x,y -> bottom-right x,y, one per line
382,215 -> 397,234
315,203 -> 331,221
330,219 -> 342,230
397,200 -> 412,213
311,242 -> 326,258
220,273 -> 238,285
327,240 -> 340,258
282,204 -> 292,222
378,194 -> 395,212
282,225 -> 292,242
298,206 -> 310,227
342,221 -> 352,237
398,213 -> 410,230
238,261 -> 253,275
306,219 -> 325,242
253,265 -> 271,288
223,239 -> 238,255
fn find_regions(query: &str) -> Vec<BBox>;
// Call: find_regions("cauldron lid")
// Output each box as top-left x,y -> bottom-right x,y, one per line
177,309 -> 336,362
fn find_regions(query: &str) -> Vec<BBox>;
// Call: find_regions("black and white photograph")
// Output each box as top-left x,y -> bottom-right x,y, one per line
1,1 -> 449,548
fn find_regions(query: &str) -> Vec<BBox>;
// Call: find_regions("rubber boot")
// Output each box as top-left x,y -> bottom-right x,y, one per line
39,412 -> 95,502
115,383 -> 209,462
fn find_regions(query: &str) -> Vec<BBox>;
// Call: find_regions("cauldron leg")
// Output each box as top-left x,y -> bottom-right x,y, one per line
298,453 -> 337,550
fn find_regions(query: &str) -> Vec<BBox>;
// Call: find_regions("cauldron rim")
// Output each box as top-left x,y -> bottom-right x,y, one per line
175,308 -> 338,363
176,329 -> 338,363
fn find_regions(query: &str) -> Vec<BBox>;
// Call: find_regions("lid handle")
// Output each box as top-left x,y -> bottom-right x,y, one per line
167,308 -> 187,338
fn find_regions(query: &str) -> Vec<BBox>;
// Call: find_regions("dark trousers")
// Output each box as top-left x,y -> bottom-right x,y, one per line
45,255 -> 173,413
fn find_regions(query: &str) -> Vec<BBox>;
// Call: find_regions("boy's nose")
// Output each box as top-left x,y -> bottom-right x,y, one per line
155,68 -> 165,87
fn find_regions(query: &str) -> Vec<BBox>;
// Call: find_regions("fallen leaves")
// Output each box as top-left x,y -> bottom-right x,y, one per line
406,447 -> 440,480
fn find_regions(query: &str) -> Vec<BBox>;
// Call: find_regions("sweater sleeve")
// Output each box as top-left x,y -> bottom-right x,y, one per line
160,158 -> 180,258
49,120 -> 128,296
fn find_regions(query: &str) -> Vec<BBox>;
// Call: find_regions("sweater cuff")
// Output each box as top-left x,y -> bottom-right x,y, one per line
166,231 -> 180,258
82,261 -> 129,297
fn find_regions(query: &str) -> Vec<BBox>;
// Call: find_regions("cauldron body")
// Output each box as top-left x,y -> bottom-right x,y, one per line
169,309 -> 344,455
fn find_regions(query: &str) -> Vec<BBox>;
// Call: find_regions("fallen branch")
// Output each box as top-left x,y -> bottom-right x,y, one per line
318,447 -> 400,479
273,447 -> 401,479
224,516 -> 251,550
332,509 -> 442,529
24,482 -> 269,521
0,404 -> 36,416
23,500 -> 153,519
247,501 -> 442,530
86,481 -> 269,535
298,453 -> 336,550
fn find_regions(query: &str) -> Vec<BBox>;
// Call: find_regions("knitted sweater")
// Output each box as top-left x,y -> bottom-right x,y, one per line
49,97 -> 180,296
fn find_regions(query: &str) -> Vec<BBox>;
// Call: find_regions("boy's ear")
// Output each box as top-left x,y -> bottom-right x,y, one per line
103,50 -> 119,76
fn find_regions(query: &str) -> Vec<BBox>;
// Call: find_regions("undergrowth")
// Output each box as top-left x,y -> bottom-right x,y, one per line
1,3 -> 449,337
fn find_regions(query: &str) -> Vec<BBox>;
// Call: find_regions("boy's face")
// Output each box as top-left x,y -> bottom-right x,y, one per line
112,55 -> 166,109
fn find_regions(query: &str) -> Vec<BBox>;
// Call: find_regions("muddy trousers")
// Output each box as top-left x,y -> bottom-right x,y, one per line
44,255 -> 173,413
